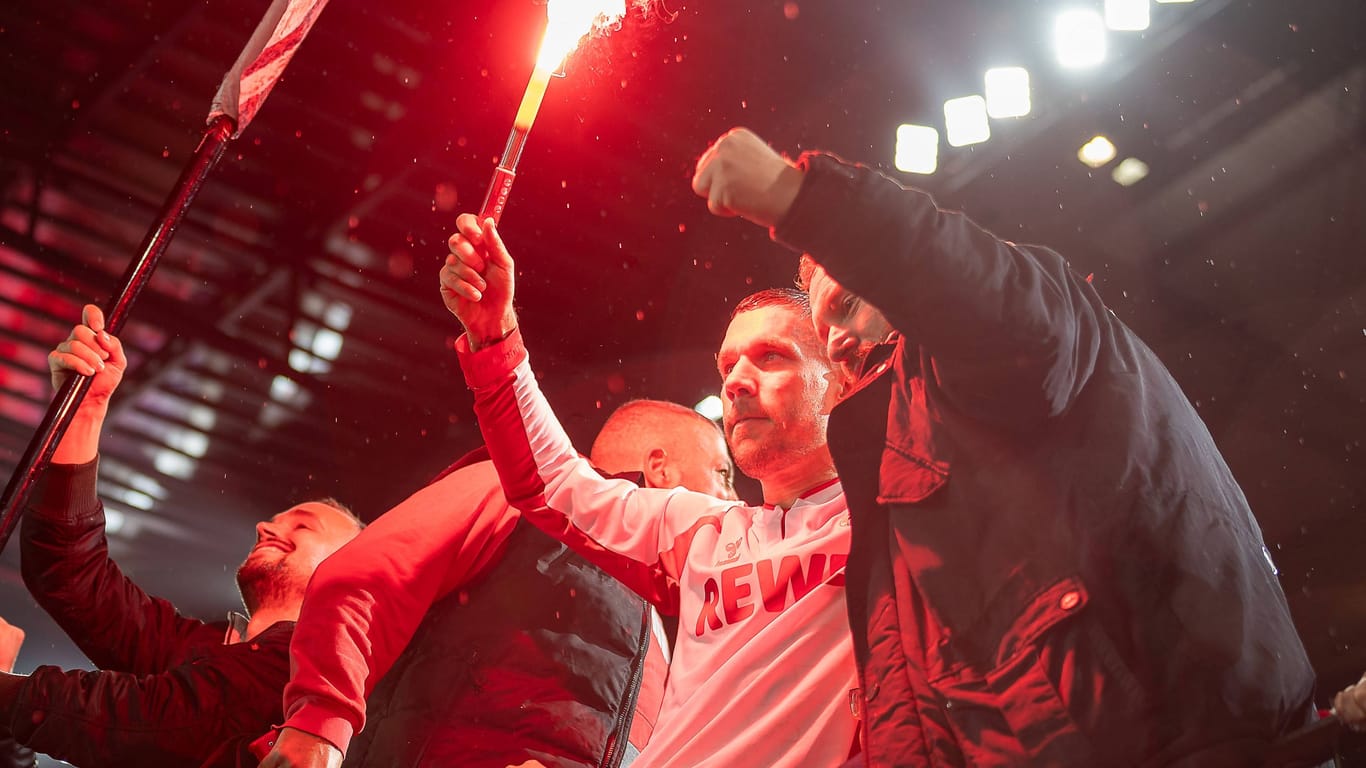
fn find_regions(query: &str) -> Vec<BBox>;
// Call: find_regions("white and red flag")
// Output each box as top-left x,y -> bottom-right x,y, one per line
209,0 -> 331,136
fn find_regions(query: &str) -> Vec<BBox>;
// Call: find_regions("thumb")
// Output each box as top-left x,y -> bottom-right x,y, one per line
83,304 -> 106,335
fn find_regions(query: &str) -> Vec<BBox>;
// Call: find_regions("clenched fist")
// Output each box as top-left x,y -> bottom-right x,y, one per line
691,128 -> 804,229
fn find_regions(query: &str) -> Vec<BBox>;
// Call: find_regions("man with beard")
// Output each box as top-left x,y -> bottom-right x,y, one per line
254,399 -> 737,768
440,215 -> 861,767
691,127 -> 1316,766
0,305 -> 362,767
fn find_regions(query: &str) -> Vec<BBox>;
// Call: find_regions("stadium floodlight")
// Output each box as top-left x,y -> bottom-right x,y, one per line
1078,135 -> 1117,167
984,67 -> 1032,119
1055,9 -> 1107,69
694,395 -> 724,421
894,123 -> 940,174
944,95 -> 991,147
1112,157 -> 1151,186
1105,0 -> 1151,31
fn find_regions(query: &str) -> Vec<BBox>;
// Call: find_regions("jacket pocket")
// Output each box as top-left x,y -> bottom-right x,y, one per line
928,577 -> 1131,766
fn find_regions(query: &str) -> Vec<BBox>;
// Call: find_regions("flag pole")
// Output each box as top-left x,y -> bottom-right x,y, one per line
0,0 -> 330,554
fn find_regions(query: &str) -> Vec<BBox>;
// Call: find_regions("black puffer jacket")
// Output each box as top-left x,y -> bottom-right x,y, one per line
343,518 -> 652,768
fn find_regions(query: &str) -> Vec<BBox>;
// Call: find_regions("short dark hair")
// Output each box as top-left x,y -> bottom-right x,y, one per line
729,287 -> 810,321
795,254 -> 817,292
305,496 -> 366,530
727,287 -> 826,363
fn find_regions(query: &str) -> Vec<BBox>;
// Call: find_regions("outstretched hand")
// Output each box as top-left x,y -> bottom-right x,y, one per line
691,127 -> 804,229
48,304 -> 127,406
439,213 -> 518,349
256,727 -> 342,768
47,304 -> 127,464
1335,673 -> 1366,732
0,617 -> 23,673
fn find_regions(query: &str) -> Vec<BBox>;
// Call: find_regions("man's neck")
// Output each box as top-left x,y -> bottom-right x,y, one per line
238,604 -> 299,643
759,448 -> 838,509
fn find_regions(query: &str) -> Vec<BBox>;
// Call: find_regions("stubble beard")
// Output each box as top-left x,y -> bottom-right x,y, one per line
850,341 -> 880,378
730,416 -> 813,482
235,555 -> 303,616
732,437 -> 782,481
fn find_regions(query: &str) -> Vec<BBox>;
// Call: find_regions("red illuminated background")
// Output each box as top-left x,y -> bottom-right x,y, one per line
1,0 -> 1363,713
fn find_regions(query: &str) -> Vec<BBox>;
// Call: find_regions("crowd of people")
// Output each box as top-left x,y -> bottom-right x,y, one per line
0,127 -> 1362,767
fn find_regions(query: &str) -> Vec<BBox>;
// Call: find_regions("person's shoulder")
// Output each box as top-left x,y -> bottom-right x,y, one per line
668,492 -> 753,524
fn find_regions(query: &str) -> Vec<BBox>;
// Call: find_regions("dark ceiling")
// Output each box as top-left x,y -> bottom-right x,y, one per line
1,0 -> 1363,717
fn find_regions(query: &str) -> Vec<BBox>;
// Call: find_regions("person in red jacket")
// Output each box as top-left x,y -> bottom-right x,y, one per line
691,127 -> 1316,766
256,399 -> 737,768
0,305 -> 362,767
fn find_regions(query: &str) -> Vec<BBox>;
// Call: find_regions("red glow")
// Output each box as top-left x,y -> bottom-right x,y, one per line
536,0 -> 628,71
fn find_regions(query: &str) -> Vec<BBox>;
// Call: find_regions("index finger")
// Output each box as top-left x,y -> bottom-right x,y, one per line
455,213 -> 484,245
447,234 -> 488,275
692,143 -> 720,195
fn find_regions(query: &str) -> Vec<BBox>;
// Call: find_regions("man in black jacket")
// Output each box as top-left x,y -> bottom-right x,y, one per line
0,617 -> 35,768
692,128 -> 1316,766
0,305 -> 363,767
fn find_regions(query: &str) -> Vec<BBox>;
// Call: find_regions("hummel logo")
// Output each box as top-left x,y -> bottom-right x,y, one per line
716,536 -> 743,566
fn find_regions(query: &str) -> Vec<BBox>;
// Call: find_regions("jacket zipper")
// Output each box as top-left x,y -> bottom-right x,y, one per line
601,599 -> 652,768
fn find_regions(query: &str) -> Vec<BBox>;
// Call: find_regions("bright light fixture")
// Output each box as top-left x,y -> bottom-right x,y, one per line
183,403 -> 217,432
105,508 -> 127,535
110,487 -> 155,512
154,449 -> 198,480
1078,135 -> 1117,167
984,67 -> 1032,119
1055,9 -> 1107,69
944,95 -> 991,147
1105,0 -> 1150,31
312,327 -> 345,361
694,395 -> 724,421
894,124 -> 939,175
271,374 -> 301,403
1111,157 -> 1150,186
168,428 -> 209,459
289,348 -> 318,374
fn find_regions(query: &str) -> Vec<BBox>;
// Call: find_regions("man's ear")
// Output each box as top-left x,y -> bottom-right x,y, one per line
819,368 -> 845,416
643,447 -> 672,489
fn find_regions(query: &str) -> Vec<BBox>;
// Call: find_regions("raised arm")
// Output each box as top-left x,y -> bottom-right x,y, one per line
694,129 -> 1107,428
442,215 -> 724,610
268,460 -> 518,760
23,307 -> 212,673
0,628 -> 289,766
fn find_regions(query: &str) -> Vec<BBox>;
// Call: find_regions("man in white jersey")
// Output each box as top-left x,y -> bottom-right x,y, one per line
439,213 -> 860,767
